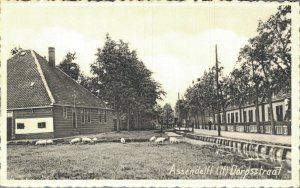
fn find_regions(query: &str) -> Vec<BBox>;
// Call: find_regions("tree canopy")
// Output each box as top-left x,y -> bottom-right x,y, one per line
89,34 -> 165,131
58,52 -> 81,80
179,5 -> 291,134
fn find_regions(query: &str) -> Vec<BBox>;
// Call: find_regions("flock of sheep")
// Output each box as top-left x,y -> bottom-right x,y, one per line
149,136 -> 181,144
34,135 -> 181,146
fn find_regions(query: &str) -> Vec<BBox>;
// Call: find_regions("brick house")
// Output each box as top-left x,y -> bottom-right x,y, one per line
7,47 -> 114,140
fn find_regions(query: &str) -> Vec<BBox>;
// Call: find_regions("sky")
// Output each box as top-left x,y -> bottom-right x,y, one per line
2,3 -> 280,108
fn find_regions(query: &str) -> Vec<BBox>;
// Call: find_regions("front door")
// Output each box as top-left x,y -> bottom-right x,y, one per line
72,110 -> 77,128
7,117 -> 12,140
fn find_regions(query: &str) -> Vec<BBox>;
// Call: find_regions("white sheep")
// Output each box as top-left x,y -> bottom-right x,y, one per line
169,137 -> 180,144
149,136 -> 156,143
155,137 -> 166,144
120,138 -> 126,144
46,139 -> 54,145
69,138 -> 81,144
82,137 -> 94,144
35,140 -> 47,146
92,137 -> 98,142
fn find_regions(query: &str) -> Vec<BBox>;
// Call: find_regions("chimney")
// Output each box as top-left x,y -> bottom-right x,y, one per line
48,47 -> 55,68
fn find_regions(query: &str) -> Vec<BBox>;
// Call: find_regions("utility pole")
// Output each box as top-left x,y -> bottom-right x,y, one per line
178,92 -> 180,130
215,45 -> 221,137
72,94 -> 77,128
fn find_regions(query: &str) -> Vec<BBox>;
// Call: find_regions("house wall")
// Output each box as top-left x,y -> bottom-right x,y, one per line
8,106 -> 114,139
9,107 -> 55,139
53,106 -> 114,138
214,99 -> 287,124
264,100 -> 286,122
15,117 -> 53,134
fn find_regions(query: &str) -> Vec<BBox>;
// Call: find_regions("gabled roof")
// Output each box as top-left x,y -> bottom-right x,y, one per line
8,50 -> 52,109
7,50 -> 107,109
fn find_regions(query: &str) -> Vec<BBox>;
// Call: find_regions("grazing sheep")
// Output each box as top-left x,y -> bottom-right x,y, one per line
149,136 -> 156,143
69,138 -> 81,144
35,140 -> 47,146
82,137 -> 94,144
169,137 -> 180,144
92,137 -> 98,142
46,139 -> 54,145
155,137 -> 166,144
120,138 -> 126,144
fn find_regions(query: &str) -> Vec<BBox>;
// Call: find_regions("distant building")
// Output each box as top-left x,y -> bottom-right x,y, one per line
212,91 -> 291,135
7,48 -> 114,140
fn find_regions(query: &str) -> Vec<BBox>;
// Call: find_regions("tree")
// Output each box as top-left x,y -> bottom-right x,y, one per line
162,103 -> 174,130
91,34 -> 164,131
238,5 -> 291,134
228,65 -> 254,132
58,52 -> 81,80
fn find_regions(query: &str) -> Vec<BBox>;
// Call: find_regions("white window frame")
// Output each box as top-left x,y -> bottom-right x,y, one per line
104,110 -> 107,123
98,109 -> 102,123
63,106 -> 68,119
81,109 -> 85,123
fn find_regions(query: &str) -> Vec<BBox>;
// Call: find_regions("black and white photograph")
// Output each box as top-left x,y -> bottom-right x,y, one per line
0,1 -> 299,187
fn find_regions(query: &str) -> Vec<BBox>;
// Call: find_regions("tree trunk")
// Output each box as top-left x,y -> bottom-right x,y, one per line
195,112 -> 199,129
203,110 -> 206,129
269,93 -> 276,135
238,106 -> 242,132
127,109 -> 130,131
261,103 -> 265,133
138,110 -> 142,130
222,106 -> 227,131
242,105 -> 246,133
116,111 -> 120,132
255,98 -> 260,133
133,111 -> 138,130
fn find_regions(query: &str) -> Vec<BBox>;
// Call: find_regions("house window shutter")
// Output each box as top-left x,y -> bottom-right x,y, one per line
86,109 -> 91,123
63,106 -> 68,119
98,109 -> 102,123
81,109 -> 85,123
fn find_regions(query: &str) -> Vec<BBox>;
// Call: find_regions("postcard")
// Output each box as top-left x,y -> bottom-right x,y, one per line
0,1 -> 299,187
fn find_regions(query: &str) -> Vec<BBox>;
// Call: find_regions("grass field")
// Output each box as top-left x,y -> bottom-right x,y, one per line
7,141 -> 290,180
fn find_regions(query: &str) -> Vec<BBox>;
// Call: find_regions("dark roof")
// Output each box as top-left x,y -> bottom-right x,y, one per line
7,50 -> 107,109
8,50 -> 52,109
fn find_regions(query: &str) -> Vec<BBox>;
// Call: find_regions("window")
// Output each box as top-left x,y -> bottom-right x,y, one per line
38,122 -> 46,128
63,106 -> 68,119
17,123 -> 25,129
265,126 -> 272,133
98,109 -> 102,123
276,105 -> 283,121
86,109 -> 91,123
104,110 -> 107,123
220,114 -> 223,123
267,107 -> 270,121
227,114 -> 230,123
243,111 -> 247,122
81,109 -> 85,123
235,112 -> 238,123
249,110 -> 253,122
231,113 -> 234,123
276,126 -> 283,134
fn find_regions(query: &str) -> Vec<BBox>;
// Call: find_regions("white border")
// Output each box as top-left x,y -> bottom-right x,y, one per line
1,2 -> 299,187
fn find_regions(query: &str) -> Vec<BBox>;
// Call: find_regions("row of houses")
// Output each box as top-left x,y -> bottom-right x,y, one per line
184,92 -> 291,135
7,48 -> 115,140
